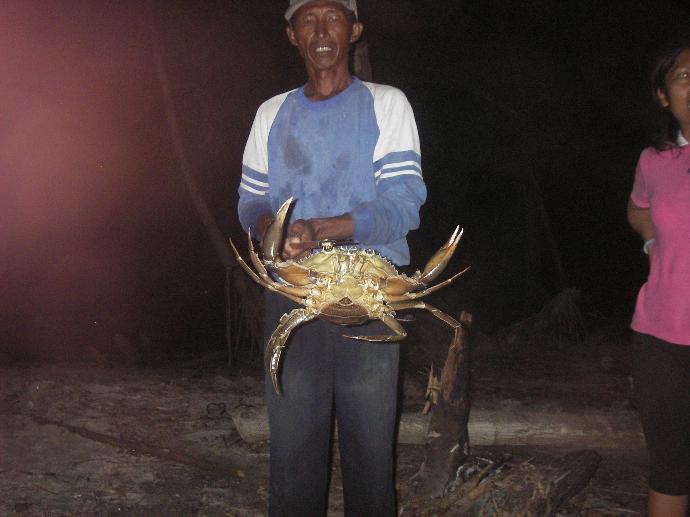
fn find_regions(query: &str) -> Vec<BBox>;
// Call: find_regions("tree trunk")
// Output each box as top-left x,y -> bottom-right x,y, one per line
150,23 -> 238,363
150,26 -> 234,272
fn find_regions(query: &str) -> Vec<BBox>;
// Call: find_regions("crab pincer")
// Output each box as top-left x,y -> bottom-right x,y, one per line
418,226 -> 463,284
262,197 -> 294,262
268,345 -> 286,394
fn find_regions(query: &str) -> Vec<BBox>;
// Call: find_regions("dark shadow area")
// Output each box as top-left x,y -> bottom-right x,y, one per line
2,0 -> 689,363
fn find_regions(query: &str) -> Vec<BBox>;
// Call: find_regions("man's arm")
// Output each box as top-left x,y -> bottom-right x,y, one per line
238,94 -> 288,238
347,86 -> 426,248
350,181 -> 425,245
255,213 -> 275,240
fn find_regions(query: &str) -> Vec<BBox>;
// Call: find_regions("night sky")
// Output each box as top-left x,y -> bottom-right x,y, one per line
2,0 -> 689,362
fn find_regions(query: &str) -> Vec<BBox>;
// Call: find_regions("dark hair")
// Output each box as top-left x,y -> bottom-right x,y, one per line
649,43 -> 690,151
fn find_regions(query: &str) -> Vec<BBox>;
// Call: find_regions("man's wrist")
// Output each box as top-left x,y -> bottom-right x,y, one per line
308,219 -> 325,241
309,214 -> 353,242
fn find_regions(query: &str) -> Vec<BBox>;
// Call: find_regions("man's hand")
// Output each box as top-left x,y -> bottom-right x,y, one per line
282,219 -> 317,260
282,214 -> 355,260
256,212 -> 355,261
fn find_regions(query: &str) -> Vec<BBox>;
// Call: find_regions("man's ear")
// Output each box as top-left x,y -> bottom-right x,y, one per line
656,87 -> 670,108
350,22 -> 364,43
286,24 -> 298,47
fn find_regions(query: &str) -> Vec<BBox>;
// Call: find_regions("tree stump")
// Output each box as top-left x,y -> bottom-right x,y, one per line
451,449 -> 602,516
403,449 -> 602,516
416,311 -> 473,497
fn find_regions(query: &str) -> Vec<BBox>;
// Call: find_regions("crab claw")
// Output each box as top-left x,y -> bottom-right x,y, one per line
264,308 -> 315,395
262,197 -> 294,262
268,345 -> 286,395
418,226 -> 463,284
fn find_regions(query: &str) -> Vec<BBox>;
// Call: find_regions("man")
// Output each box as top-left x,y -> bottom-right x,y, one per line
237,1 -> 426,515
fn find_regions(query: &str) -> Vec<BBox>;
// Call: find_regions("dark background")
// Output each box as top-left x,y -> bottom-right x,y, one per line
2,0 -> 689,362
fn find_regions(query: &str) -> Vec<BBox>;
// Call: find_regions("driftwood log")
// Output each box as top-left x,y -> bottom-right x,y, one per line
231,404 -> 643,449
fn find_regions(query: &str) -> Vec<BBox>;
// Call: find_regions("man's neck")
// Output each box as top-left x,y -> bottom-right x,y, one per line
304,68 -> 353,101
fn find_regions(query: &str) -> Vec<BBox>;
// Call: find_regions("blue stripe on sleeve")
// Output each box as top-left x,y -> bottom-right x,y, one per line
372,150 -> 421,175
376,165 -> 423,179
240,164 -> 269,195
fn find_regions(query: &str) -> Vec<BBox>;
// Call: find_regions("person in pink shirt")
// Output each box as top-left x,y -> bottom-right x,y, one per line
628,42 -> 690,517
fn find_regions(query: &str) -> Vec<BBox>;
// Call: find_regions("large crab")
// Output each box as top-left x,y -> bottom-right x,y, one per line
229,198 -> 469,394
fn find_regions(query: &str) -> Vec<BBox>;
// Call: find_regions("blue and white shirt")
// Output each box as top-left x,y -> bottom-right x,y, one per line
238,78 -> 426,265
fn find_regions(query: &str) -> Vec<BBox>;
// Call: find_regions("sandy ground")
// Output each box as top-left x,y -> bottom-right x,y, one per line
0,326 -> 648,517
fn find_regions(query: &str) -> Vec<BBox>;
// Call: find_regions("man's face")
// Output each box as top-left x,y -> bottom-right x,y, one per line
286,1 -> 363,74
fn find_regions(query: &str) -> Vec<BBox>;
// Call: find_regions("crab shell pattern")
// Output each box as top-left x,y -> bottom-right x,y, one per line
229,198 -> 469,394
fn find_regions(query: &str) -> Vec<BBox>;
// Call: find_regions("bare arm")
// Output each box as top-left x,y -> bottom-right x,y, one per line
627,198 -> 655,242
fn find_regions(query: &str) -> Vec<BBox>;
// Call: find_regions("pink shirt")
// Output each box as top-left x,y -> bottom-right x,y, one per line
630,140 -> 690,346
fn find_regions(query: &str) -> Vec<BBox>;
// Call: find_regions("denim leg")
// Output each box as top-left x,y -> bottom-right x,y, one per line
264,291 -> 334,517
334,321 -> 400,517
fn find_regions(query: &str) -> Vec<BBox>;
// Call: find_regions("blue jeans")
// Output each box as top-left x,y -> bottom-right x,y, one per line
264,291 -> 400,517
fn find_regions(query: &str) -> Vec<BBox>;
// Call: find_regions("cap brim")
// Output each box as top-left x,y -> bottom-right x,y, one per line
285,1 -> 357,22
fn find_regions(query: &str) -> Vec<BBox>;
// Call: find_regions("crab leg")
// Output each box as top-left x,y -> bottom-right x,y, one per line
265,308 -> 316,395
229,236 -> 274,287
229,237 -> 307,303
390,302 -> 464,370
387,265 -> 470,303
389,300 -> 461,330
343,312 -> 407,343
248,231 -> 311,297
247,230 -> 272,279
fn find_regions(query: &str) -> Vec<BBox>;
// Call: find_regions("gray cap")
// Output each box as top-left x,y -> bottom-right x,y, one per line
285,0 -> 358,22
